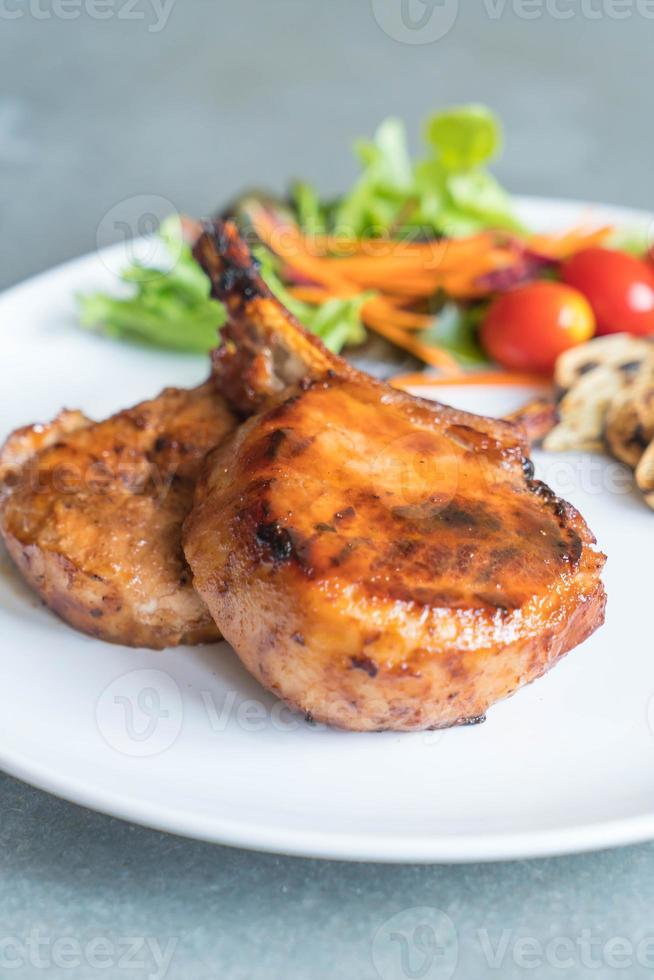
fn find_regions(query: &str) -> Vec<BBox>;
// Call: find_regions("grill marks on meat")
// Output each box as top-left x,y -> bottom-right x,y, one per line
182,222 -> 607,731
0,383 -> 235,648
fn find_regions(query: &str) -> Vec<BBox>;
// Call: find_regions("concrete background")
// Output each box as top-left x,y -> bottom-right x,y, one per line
1,1 -> 653,977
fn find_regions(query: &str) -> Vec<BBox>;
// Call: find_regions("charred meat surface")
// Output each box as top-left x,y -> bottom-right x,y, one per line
184,222 -> 607,731
0,383 -> 235,648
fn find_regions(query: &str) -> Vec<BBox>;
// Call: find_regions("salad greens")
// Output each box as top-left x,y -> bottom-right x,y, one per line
79,218 -> 225,353
305,104 -> 521,239
79,217 -> 368,355
78,104 -> 519,355
608,225 -> 652,258
253,247 -> 368,352
418,303 -> 488,367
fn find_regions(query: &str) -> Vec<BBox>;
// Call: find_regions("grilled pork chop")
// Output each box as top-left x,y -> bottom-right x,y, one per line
0,383 -> 234,648
183,221 -> 607,731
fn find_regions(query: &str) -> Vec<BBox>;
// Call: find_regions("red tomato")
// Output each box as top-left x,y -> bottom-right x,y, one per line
480,281 -> 595,373
562,247 -> 654,336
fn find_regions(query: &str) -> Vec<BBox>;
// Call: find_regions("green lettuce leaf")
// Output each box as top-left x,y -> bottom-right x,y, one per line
424,104 -> 501,172
443,171 -> 523,233
253,247 -> 367,351
312,104 -> 521,240
608,225 -> 651,257
334,117 -> 414,236
78,217 -> 225,352
418,302 -> 489,366
290,180 -> 329,235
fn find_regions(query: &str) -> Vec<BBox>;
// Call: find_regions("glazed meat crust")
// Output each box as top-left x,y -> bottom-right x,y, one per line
0,383 -> 235,648
184,222 -> 606,731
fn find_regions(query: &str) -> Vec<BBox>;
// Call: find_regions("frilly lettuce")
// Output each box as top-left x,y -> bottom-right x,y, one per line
322,104 -> 521,238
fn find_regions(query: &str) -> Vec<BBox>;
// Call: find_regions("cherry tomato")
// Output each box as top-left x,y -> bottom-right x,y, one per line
562,247 -> 654,336
480,281 -> 595,373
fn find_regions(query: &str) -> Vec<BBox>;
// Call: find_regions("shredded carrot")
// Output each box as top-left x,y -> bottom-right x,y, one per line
312,243 -> 497,276
289,286 -> 435,331
361,309 -> 462,374
294,231 -> 497,262
527,226 -> 612,259
252,205 -> 510,300
249,202 -> 613,372
289,285 -> 334,304
369,301 -> 433,331
389,371 -> 552,390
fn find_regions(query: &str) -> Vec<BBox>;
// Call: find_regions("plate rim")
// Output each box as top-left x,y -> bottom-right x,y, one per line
3,743 -> 654,863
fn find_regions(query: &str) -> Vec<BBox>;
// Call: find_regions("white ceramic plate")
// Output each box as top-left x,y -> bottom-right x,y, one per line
1,197 -> 653,863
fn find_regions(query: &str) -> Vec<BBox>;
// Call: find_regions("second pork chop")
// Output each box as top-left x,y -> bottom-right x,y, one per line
0,382 -> 235,648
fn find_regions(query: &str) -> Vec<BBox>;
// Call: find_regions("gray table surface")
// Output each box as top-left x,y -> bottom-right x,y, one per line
1,2 -> 653,977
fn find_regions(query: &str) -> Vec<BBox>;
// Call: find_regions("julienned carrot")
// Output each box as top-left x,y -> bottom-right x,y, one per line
308,241 -> 499,274
361,309 -> 462,374
289,287 -> 436,332
527,226 -> 612,259
389,371 -> 551,389
260,226 -> 497,263
250,203 -> 614,370
253,204 -> 612,286
305,233 -> 495,259
253,208 -> 358,293
254,211 -> 462,371
289,285 -> 337,303
368,300 -> 433,331
252,205 -> 512,298
288,283 -> 461,371
294,267 -> 505,301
